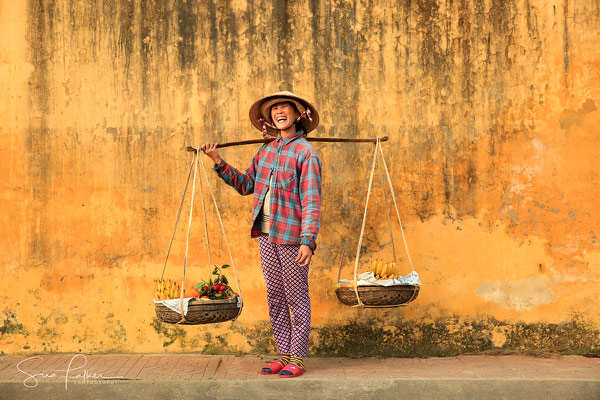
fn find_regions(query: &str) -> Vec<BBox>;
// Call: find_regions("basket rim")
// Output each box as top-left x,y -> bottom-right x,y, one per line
189,296 -> 240,305
336,284 -> 420,291
334,285 -> 420,308
153,295 -> 241,305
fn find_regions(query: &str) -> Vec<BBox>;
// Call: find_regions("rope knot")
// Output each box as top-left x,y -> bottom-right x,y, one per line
258,118 -> 273,138
295,107 -> 312,123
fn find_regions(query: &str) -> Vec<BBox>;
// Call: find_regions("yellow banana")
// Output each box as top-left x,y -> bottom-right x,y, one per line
375,261 -> 383,276
380,263 -> 389,279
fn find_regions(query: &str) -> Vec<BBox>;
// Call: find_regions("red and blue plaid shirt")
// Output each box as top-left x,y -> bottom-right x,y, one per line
213,131 -> 322,251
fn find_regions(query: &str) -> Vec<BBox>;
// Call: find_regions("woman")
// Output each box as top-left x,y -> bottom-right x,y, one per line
200,91 -> 322,378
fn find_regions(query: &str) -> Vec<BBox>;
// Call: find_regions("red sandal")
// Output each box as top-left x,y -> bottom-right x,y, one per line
260,361 -> 285,375
278,363 -> 305,378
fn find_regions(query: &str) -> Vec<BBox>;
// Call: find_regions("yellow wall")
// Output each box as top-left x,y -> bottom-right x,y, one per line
1,0 -> 599,355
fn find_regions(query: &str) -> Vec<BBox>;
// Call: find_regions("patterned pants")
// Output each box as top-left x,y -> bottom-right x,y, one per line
258,233 -> 311,357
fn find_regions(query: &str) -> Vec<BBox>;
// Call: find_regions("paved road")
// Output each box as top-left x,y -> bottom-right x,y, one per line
1,353 -> 598,399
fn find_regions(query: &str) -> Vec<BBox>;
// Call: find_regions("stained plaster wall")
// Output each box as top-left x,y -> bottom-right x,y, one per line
0,0 -> 599,355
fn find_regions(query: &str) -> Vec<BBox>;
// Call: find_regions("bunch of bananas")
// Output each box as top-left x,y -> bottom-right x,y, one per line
155,279 -> 184,300
369,260 -> 401,280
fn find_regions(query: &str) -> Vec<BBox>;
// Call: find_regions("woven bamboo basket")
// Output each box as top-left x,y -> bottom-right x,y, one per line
155,296 -> 242,325
335,285 -> 420,307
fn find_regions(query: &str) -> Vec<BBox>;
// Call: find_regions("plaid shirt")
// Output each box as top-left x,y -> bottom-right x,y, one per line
213,131 -> 322,251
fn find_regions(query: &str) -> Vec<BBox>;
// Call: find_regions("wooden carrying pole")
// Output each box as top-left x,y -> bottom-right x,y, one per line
186,136 -> 388,152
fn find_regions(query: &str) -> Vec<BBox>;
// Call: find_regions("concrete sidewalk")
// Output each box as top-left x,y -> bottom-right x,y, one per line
0,353 -> 598,399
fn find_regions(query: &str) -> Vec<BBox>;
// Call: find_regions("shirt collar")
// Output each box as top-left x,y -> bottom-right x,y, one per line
276,127 -> 305,145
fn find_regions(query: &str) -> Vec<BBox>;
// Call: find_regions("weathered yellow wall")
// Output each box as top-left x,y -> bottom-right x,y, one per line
1,0 -> 599,355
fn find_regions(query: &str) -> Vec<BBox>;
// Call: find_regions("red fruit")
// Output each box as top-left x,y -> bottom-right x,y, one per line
218,290 -> 224,295
212,284 -> 220,291
219,284 -> 227,292
203,285 -> 209,291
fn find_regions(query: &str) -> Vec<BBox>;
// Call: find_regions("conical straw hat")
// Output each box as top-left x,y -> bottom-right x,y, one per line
249,91 -> 319,137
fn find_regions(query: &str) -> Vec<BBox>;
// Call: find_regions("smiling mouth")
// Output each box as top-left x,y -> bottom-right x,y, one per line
276,117 -> 287,123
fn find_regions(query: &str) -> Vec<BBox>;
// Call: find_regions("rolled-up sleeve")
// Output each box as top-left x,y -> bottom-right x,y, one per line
299,155 -> 322,252
213,151 -> 261,196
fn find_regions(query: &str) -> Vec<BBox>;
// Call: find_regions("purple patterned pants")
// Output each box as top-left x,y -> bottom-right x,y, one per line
258,233 -> 311,357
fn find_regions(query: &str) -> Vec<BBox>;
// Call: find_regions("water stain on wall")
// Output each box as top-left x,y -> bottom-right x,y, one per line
26,0 -> 55,267
476,276 -> 556,310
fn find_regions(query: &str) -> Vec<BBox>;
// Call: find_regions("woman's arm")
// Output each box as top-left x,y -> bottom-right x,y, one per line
201,142 -> 259,195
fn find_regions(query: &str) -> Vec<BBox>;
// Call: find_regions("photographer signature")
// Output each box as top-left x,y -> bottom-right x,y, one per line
17,354 -> 124,389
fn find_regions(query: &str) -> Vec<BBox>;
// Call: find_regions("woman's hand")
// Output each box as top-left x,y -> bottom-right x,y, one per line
200,143 -> 222,165
296,245 -> 312,267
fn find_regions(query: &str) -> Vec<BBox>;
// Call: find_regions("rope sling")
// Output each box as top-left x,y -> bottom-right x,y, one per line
157,148 -> 243,325
336,138 -> 420,308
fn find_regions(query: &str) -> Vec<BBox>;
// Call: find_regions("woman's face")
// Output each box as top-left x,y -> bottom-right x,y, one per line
271,102 -> 299,131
